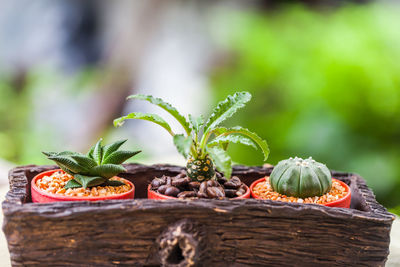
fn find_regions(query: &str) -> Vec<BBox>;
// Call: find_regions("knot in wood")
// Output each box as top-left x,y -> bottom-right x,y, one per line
158,219 -> 206,267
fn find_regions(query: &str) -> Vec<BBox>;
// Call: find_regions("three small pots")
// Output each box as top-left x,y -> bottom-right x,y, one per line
32,169 -> 351,208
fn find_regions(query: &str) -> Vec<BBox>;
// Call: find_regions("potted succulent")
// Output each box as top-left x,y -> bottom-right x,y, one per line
250,157 -> 351,208
114,91 -> 270,199
31,139 -> 141,203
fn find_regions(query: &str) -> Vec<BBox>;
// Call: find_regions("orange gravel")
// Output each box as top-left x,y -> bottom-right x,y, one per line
252,176 -> 347,204
36,171 -> 131,197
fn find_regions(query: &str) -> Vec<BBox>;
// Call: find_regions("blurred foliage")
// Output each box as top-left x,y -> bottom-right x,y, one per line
0,67 -> 147,166
0,76 -> 30,163
211,3 -> 400,210
0,68 -> 98,164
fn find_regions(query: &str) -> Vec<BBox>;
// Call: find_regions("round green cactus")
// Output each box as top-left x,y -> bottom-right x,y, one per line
270,157 -> 332,198
186,155 -> 215,182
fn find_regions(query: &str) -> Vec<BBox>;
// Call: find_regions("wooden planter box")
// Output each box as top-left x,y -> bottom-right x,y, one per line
2,164 -> 395,266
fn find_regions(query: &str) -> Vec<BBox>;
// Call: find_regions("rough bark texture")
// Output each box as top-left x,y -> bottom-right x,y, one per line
2,164 -> 395,266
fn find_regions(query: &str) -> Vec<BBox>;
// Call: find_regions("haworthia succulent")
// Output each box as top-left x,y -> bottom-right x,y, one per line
71,155 -> 97,169
47,156 -> 87,173
43,139 -> 140,189
74,174 -> 106,189
102,140 -> 127,161
103,150 -> 141,165
64,179 -> 82,189
90,164 -> 126,179
92,139 -> 103,165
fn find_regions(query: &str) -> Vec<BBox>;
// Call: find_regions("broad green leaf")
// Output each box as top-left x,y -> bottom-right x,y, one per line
208,134 -> 257,150
71,154 -> 98,169
203,92 -> 251,133
64,179 -> 82,189
103,180 -> 126,187
102,139 -> 127,161
207,146 -> 232,178
127,94 -> 191,135
114,112 -> 173,135
103,150 -> 141,165
74,174 -> 105,188
48,156 -> 87,173
173,134 -> 192,158
212,127 -> 229,136
92,139 -> 103,165
89,164 -> 126,179
188,114 -> 204,135
212,126 -> 269,161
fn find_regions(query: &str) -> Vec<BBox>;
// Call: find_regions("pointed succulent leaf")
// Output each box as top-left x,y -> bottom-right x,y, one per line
103,150 -> 141,165
64,179 -> 83,189
58,165 -> 75,176
42,151 -> 57,157
203,92 -> 251,134
74,174 -> 106,189
87,144 -> 95,159
188,114 -> 204,135
43,151 -> 79,157
103,180 -> 126,187
173,134 -> 192,159
92,139 -> 103,165
127,94 -> 191,135
48,156 -> 87,173
102,139 -> 127,161
208,134 -> 257,150
212,126 -> 269,161
114,112 -> 173,135
207,146 -> 232,179
89,164 -> 126,179
57,151 -> 80,156
71,154 -> 98,169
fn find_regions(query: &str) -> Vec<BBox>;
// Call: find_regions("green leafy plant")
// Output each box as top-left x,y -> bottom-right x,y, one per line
114,92 -> 269,181
43,139 -> 141,189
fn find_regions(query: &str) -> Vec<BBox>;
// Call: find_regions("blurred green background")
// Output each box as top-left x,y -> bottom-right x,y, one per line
0,1 -> 399,213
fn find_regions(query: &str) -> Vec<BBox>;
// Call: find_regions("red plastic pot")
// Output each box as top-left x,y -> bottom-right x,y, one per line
147,183 -> 251,200
250,177 -> 351,208
31,169 -> 135,203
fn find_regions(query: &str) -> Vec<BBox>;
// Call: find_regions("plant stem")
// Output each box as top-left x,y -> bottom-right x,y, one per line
199,130 -> 213,157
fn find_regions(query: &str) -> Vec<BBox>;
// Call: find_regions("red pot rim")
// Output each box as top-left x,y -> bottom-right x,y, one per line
147,182 -> 251,199
250,177 -> 351,207
31,169 -> 135,201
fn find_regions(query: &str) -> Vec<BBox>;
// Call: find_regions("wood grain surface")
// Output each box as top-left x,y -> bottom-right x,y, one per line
2,164 -> 395,266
